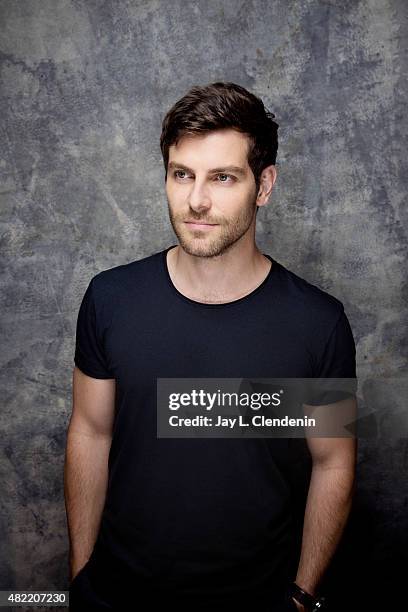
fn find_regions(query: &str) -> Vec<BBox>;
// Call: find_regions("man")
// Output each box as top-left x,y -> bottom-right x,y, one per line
64,82 -> 357,612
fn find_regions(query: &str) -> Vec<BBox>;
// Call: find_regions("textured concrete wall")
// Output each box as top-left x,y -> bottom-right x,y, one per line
1,0 -> 407,608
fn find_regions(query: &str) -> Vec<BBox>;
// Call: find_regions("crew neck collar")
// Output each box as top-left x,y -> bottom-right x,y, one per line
161,245 -> 278,309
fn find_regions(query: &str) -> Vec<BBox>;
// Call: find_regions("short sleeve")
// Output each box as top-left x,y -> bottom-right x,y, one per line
74,278 -> 114,379
306,307 -> 357,405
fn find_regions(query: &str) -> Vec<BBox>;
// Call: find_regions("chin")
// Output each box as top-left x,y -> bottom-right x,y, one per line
178,234 -> 236,259
180,240 -> 218,258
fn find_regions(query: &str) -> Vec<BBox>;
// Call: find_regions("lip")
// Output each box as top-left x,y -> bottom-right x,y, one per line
184,221 -> 218,229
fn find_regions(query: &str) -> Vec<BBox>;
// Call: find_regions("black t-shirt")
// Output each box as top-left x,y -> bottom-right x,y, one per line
73,245 -> 356,605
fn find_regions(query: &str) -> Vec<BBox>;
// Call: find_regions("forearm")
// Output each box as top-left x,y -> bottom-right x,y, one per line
295,463 -> 355,596
63,428 -> 111,579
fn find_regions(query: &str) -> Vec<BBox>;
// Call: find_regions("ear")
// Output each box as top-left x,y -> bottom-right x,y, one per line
256,165 -> 277,208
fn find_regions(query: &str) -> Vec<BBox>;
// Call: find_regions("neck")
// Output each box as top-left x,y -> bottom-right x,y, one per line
166,241 -> 272,304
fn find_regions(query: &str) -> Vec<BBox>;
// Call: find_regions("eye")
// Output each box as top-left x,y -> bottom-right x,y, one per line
216,173 -> 234,183
173,170 -> 189,179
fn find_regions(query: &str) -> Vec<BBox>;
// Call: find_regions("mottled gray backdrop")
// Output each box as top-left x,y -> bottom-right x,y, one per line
1,0 -> 407,610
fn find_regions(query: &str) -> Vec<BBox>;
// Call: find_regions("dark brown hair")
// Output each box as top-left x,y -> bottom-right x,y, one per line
160,82 -> 279,194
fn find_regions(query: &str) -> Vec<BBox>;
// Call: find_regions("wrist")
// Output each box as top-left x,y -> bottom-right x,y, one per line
293,579 -> 317,597
287,582 -> 326,611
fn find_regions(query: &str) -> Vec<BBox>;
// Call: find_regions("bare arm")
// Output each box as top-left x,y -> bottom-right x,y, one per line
63,366 -> 116,581
291,397 -> 358,610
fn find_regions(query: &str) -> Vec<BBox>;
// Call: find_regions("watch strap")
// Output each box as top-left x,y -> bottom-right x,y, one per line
287,582 -> 324,611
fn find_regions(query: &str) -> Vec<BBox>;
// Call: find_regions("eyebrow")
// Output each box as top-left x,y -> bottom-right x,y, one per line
168,161 -> 247,177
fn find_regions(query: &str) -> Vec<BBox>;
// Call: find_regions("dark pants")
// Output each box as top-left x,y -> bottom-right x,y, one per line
69,563 -> 298,612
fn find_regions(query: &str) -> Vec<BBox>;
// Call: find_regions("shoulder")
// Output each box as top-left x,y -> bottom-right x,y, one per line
89,249 -> 163,301
271,259 -> 356,375
272,258 -> 346,332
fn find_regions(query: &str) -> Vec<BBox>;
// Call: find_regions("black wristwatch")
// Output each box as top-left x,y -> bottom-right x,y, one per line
287,582 -> 326,611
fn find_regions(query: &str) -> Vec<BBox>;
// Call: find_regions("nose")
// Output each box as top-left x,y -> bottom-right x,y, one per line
187,177 -> 211,213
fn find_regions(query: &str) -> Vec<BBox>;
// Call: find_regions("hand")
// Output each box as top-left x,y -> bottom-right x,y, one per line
69,560 -> 88,583
291,597 -> 306,612
70,568 -> 81,583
